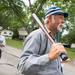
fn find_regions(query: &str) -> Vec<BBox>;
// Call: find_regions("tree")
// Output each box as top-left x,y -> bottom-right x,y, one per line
0,0 -> 75,40
0,0 -> 26,38
61,0 -> 75,43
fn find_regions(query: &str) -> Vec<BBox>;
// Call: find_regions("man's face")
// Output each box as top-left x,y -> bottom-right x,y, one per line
48,14 -> 65,32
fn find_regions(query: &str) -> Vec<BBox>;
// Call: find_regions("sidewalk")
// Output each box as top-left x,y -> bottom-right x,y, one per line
64,63 -> 75,75
0,45 -> 75,75
0,45 -> 23,75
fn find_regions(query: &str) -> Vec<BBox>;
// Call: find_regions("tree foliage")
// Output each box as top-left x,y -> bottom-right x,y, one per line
0,0 -> 75,40
0,0 -> 26,37
60,0 -> 75,43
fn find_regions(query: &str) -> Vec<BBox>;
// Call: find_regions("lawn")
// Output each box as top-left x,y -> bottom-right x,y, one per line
66,48 -> 75,60
6,39 -> 23,49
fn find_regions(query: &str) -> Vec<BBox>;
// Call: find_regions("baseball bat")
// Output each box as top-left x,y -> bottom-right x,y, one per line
32,13 -> 68,61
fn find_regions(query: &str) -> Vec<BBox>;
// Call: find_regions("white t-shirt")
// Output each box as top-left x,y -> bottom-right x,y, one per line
0,35 -> 6,46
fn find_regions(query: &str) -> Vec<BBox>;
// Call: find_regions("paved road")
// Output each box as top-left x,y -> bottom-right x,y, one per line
63,63 -> 75,75
0,45 -> 75,75
0,46 -> 22,75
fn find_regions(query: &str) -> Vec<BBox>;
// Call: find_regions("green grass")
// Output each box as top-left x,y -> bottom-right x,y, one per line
66,48 -> 75,60
6,39 -> 23,49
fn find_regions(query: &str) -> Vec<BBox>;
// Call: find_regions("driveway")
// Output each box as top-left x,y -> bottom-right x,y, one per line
0,45 -> 75,75
0,45 -> 22,75
63,63 -> 75,75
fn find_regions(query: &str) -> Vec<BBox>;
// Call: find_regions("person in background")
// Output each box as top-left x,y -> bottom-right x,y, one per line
17,5 -> 68,75
0,31 -> 6,58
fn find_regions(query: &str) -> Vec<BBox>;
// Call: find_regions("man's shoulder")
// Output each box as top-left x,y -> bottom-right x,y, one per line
25,28 -> 45,41
29,29 -> 43,37
0,35 -> 4,38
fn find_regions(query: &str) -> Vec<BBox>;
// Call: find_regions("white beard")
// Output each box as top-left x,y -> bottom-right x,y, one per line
57,24 -> 63,32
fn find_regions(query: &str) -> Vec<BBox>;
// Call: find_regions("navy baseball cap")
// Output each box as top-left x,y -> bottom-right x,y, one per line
45,6 -> 68,18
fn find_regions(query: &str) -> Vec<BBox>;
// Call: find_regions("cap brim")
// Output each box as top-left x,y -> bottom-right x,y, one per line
62,12 -> 68,18
52,12 -> 68,18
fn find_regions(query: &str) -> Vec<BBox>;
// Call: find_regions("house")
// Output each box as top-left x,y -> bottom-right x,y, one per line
1,29 -> 13,39
18,27 -> 28,40
71,43 -> 75,48
0,26 -> 3,30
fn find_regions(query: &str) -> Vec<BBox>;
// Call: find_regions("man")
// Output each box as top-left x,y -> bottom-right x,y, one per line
0,32 -> 6,58
0,32 -> 6,46
17,6 -> 68,75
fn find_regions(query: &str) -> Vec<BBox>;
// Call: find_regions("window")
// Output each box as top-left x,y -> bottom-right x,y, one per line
4,32 -> 7,34
9,33 -> 12,35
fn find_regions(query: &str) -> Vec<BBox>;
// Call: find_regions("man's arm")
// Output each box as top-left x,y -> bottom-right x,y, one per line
17,32 -> 50,75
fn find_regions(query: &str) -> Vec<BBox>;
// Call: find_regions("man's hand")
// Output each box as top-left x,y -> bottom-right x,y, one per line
48,43 -> 67,60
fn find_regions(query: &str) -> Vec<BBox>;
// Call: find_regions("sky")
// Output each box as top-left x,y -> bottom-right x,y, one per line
22,0 -> 36,7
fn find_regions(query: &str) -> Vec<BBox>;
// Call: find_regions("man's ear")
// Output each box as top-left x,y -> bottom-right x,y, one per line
51,15 -> 55,24
47,15 -> 52,23
48,15 -> 55,23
